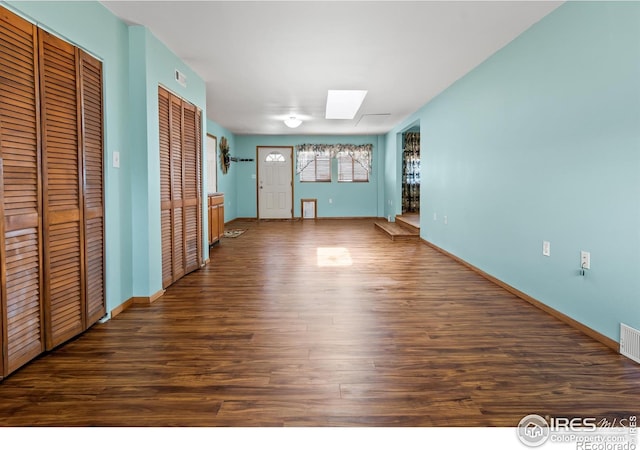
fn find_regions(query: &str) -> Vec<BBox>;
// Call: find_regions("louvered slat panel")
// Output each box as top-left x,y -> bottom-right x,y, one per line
79,50 -> 105,325
159,88 -> 174,288
85,218 -> 103,321
4,228 -> 42,373
183,107 -> 197,199
182,106 -> 198,273
184,205 -> 198,272
0,6 -> 44,377
195,110 -> 202,266
39,30 -> 85,350
170,98 -> 183,201
173,206 -> 185,280
159,89 -> 171,204
161,210 -> 173,288
47,222 -> 82,344
170,96 -> 184,280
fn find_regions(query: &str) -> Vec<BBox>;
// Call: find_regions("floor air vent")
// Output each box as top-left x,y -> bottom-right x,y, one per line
620,323 -> 640,364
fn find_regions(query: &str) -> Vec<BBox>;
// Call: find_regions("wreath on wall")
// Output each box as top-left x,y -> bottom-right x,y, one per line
219,136 -> 230,174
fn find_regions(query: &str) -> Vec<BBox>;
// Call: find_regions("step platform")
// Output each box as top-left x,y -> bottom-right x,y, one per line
374,218 -> 420,241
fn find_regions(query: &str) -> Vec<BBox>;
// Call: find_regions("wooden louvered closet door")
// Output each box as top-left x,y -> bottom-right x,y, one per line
170,95 -> 185,283
182,104 -> 201,274
0,8 -> 44,377
0,6 -> 105,377
79,51 -> 105,326
159,86 -> 202,289
39,31 -> 106,351
159,88 -> 174,288
39,30 -> 85,350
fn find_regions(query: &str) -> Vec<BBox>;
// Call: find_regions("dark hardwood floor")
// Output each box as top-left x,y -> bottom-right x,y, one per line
0,219 -> 638,426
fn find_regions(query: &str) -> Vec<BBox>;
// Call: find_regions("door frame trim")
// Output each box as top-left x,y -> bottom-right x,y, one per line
256,146 -> 294,220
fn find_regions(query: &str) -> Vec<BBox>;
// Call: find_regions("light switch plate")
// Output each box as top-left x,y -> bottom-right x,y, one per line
112,151 -> 120,168
543,241 -> 550,257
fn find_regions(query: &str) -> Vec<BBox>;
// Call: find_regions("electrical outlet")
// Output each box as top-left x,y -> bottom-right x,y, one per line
581,251 -> 591,270
543,241 -> 550,257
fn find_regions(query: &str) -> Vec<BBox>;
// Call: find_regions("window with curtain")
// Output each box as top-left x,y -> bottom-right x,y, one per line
296,143 -> 372,183
338,153 -> 369,182
299,154 -> 331,182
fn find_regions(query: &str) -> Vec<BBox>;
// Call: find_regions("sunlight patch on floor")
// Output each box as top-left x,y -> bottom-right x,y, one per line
316,247 -> 353,267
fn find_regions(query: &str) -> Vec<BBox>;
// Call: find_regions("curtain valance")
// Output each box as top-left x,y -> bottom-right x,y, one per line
295,144 -> 372,174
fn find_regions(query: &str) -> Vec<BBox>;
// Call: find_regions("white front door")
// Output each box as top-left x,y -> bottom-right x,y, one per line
258,146 -> 293,219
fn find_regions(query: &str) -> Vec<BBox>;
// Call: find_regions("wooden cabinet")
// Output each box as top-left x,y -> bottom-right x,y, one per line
0,6 -> 105,378
208,194 -> 224,246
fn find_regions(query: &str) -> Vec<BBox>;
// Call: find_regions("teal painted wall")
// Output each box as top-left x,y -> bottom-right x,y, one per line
206,119 -> 237,223
6,1 -> 133,312
385,1 -> 640,341
234,135 -> 383,218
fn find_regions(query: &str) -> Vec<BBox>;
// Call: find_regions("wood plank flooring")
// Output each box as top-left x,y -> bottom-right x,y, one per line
0,219 -> 638,426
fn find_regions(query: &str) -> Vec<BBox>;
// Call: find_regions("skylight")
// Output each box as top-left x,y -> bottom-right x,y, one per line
325,90 -> 368,120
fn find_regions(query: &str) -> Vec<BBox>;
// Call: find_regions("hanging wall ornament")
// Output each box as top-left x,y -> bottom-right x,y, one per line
219,136 -> 230,174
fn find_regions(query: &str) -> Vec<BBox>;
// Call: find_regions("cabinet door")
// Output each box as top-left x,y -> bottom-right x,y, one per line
39,30 -> 85,350
218,205 -> 225,240
210,204 -> 220,244
208,200 -> 214,246
0,7 -> 44,375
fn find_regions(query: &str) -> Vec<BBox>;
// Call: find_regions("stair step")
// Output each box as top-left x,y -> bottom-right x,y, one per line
374,221 -> 419,241
395,214 -> 420,233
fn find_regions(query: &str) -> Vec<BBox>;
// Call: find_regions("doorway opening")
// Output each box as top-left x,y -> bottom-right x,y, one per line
402,129 -> 420,214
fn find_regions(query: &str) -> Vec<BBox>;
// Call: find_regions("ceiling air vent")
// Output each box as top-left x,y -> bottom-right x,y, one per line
175,69 -> 187,88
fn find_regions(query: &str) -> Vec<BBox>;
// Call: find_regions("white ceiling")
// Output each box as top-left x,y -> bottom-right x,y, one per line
102,1 -> 562,135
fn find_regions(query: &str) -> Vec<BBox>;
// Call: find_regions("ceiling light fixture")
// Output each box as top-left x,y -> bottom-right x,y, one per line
284,116 -> 302,128
325,90 -> 368,120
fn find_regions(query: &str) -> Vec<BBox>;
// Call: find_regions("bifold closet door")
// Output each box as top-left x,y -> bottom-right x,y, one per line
0,8 -> 44,376
39,30 -> 85,350
0,6 -> 105,376
159,88 -> 174,288
159,86 -> 202,289
79,51 -> 105,326
170,95 -> 185,283
182,104 -> 201,274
